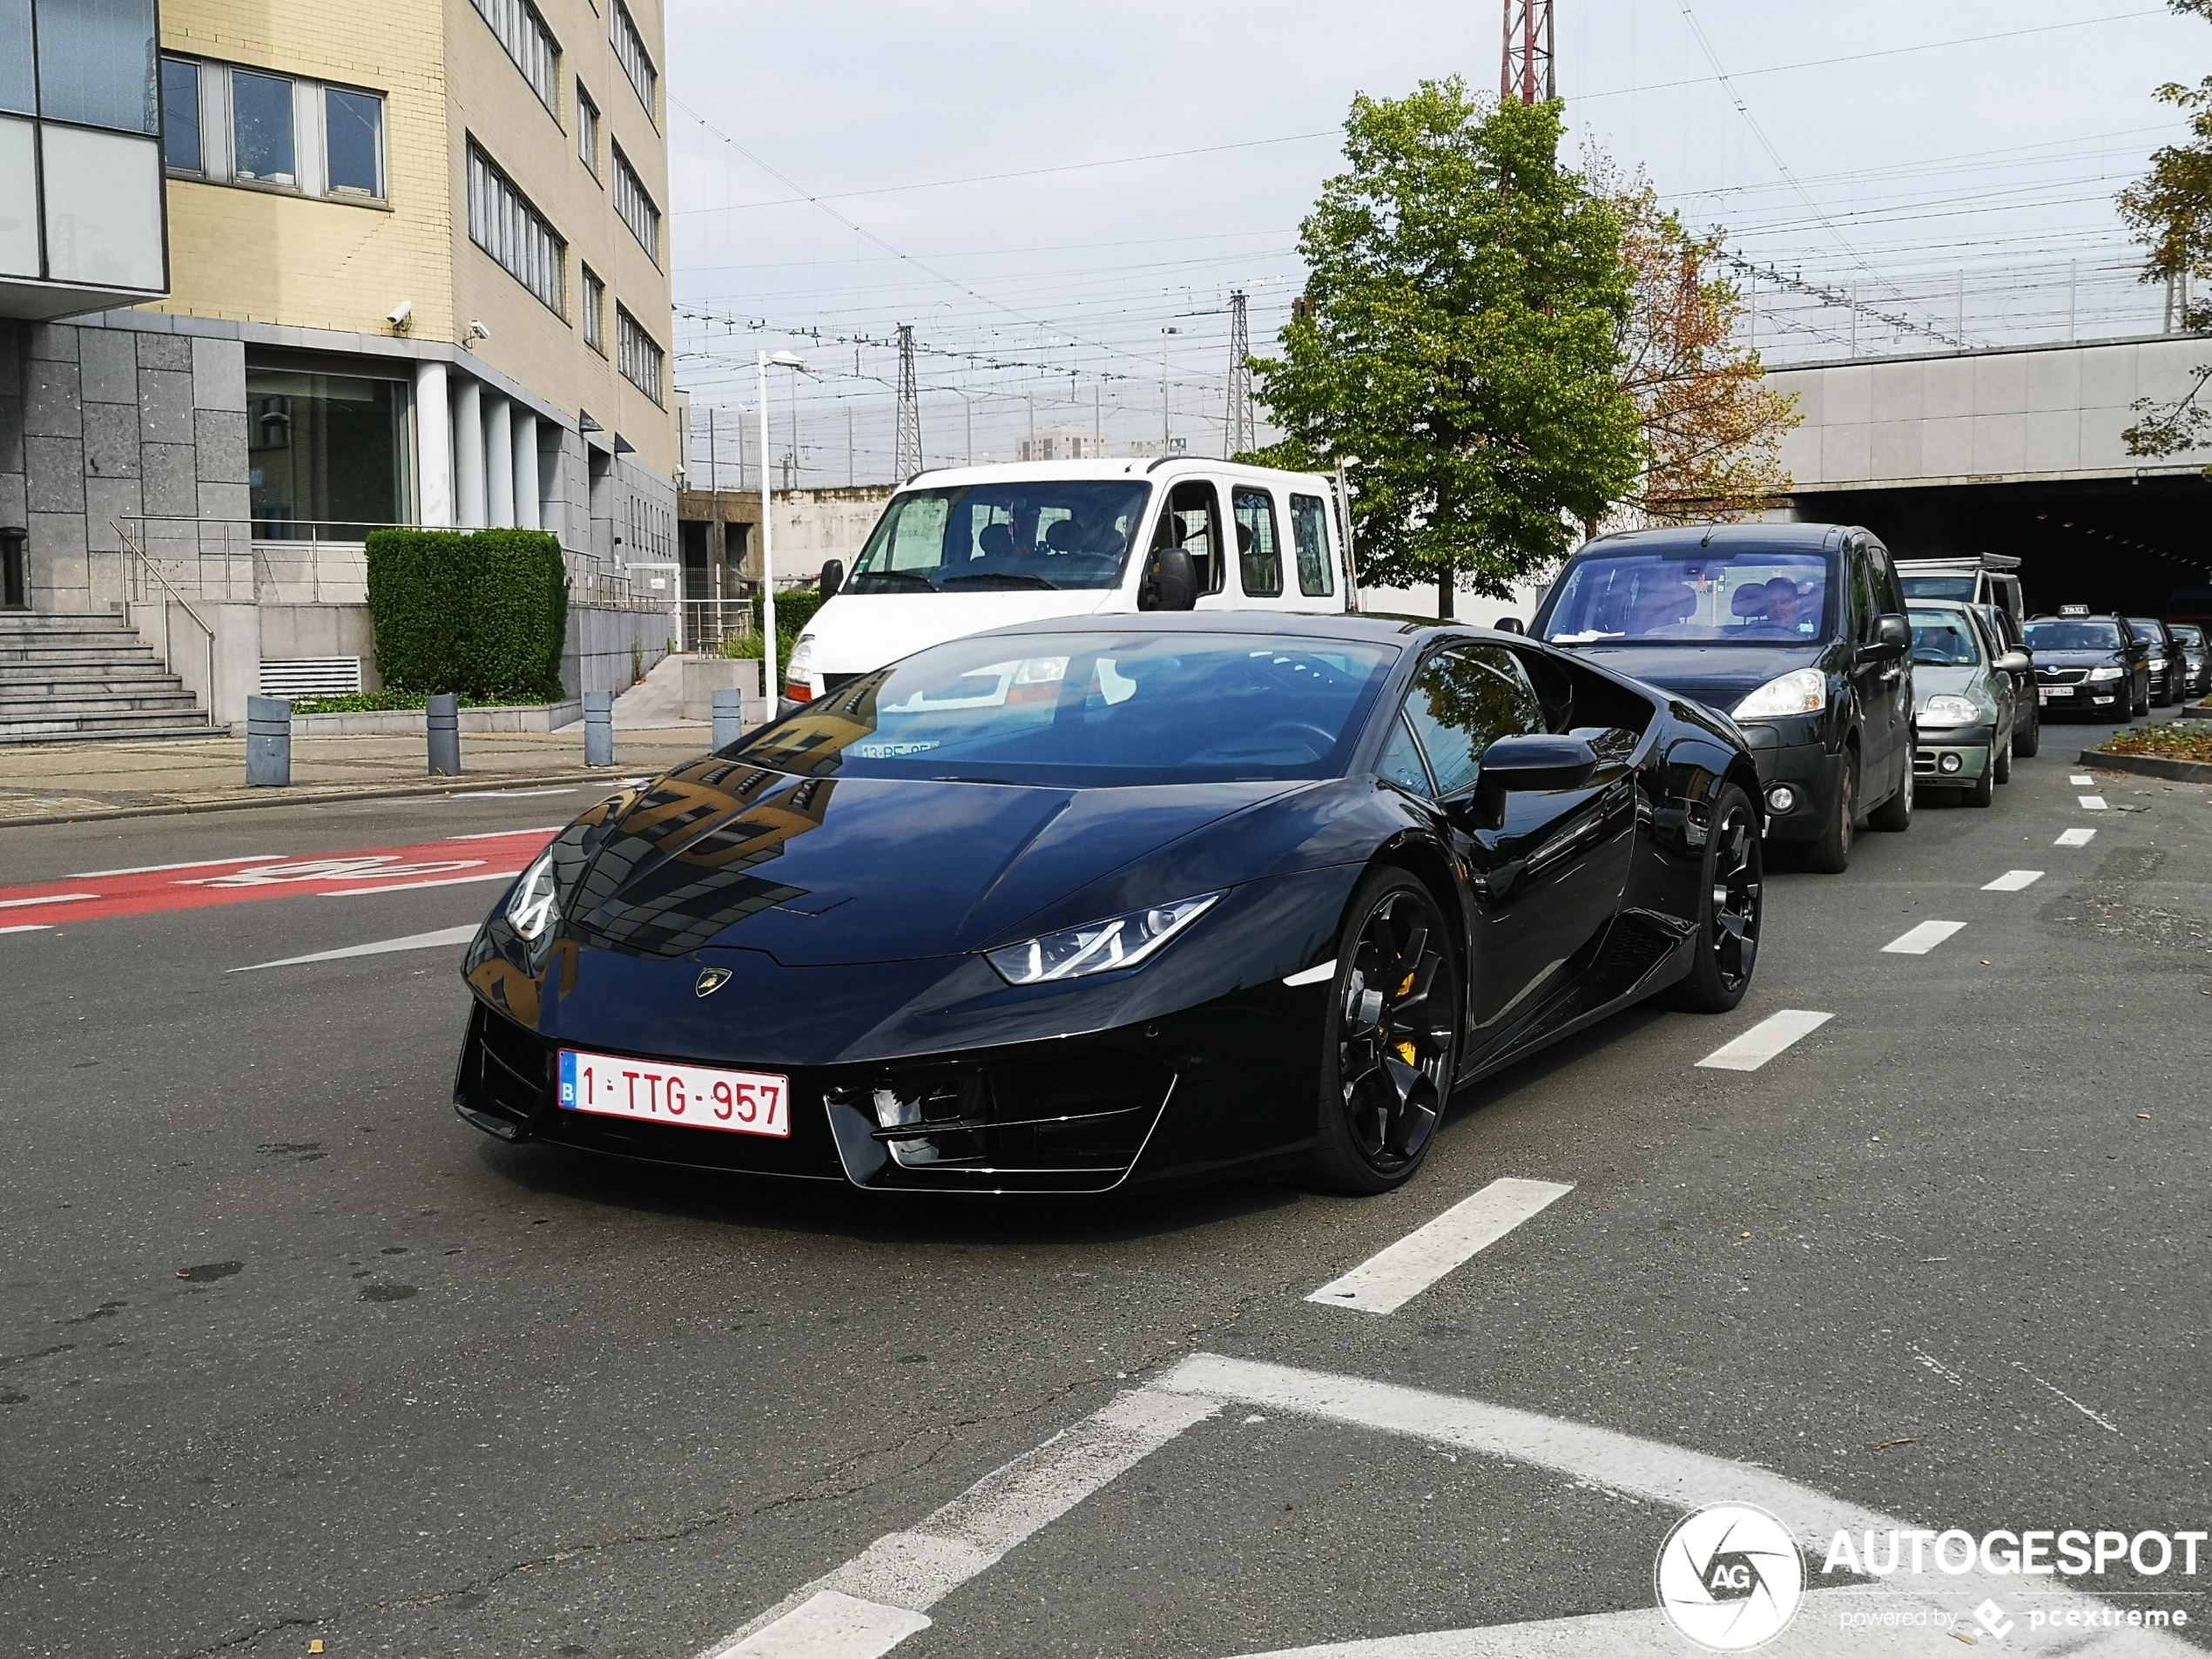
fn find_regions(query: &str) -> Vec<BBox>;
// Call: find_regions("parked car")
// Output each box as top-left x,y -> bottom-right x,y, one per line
782,459 -> 1359,708
1532,523 -> 1913,873
455,613 -> 1764,1196
2129,617 -> 2188,707
1973,600 -> 2040,758
1896,553 -> 2026,629
1909,602 -> 2023,808
2023,610 -> 2146,720
2169,622 -> 2210,701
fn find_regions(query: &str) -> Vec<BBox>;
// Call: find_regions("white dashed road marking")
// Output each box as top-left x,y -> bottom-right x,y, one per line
2069,774 -> 2094,786
448,787 -> 580,799
2055,827 -> 2097,846
0,923 -> 51,936
1982,869 -> 2044,891
0,892 -> 97,908
1882,920 -> 1965,955
69,853 -> 287,878
1693,1009 -> 1833,1072
448,825 -> 566,840
1306,1178 -> 1575,1314
230,925 -> 482,973
321,869 -> 523,898
2079,795 -> 2107,811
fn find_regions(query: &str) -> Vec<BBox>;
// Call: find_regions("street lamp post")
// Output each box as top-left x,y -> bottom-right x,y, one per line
1160,327 -> 1180,453
757,350 -> 808,704
941,385 -> 976,467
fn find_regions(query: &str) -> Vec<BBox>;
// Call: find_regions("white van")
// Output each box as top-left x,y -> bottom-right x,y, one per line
779,457 -> 1356,704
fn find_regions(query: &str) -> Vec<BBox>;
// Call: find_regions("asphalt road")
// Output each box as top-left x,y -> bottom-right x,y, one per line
3,725 -> 2209,1658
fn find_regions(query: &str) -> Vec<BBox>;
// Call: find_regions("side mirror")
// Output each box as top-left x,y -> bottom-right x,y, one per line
1492,615 -> 1526,635
819,558 -> 845,599
1137,546 -> 1198,611
1862,613 -> 1910,662
1467,733 -> 1599,827
1995,649 -> 2031,675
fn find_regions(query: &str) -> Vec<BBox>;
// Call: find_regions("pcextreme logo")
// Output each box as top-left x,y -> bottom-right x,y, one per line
1656,1503 -> 1806,1650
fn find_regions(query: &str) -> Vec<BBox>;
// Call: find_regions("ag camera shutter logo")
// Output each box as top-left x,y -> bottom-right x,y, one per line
1655,1502 -> 1805,1649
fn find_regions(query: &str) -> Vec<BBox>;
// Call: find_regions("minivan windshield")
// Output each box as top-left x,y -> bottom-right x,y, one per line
845,482 -> 1151,594
732,631 -> 1397,787
1541,550 -> 1835,646
1899,575 -> 1976,602
2025,619 -> 2123,651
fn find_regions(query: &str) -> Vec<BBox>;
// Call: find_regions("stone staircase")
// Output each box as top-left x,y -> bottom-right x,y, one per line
0,612 -> 219,745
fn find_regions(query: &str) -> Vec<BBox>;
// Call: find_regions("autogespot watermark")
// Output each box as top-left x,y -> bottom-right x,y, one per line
1656,1504 -> 1806,1650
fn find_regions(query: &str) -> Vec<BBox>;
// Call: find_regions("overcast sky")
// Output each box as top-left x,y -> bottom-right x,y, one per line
664,0 -> 2204,484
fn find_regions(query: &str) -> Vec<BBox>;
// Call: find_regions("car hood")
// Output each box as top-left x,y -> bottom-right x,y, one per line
1548,642 -> 1826,716
560,759 -> 1305,967
2033,651 -> 2128,670
1913,664 -> 1992,705
804,589 -> 1123,678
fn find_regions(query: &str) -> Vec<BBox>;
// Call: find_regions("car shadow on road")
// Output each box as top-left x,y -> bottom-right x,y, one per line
1439,1001 -> 1674,1132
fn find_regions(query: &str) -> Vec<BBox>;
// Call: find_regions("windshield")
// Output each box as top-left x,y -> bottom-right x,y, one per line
845,482 -> 1150,594
2025,619 -> 2122,651
2174,624 -> 2205,649
1899,575 -> 1976,602
1541,550 -> 1834,645
731,631 -> 1397,787
1909,608 -> 1983,667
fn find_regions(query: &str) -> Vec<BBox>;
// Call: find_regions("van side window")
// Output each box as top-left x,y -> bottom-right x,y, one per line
1150,480 -> 1225,596
1866,546 -> 1905,617
1232,488 -> 1283,597
1289,493 -> 1334,597
1849,548 -> 1877,643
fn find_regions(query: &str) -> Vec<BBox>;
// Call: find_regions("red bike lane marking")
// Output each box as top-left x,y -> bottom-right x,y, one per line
0,827 -> 560,930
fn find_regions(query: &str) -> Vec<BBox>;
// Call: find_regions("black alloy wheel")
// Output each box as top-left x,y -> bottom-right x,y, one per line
1868,744 -> 1912,833
1662,784 -> 1763,1013
1310,869 -> 1461,1194
1965,752 -> 1996,807
2015,695 -> 2040,758
1801,745 -> 1857,874
1993,734 -> 2013,785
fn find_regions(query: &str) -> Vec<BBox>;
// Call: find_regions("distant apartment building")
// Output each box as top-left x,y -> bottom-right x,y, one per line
0,0 -> 678,732
1017,426 -> 1109,462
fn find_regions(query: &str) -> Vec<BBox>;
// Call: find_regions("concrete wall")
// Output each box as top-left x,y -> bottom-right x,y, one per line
564,600 -> 672,698
1770,334 -> 2212,493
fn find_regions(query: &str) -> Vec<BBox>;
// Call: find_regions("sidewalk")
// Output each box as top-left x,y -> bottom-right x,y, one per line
0,658 -> 723,827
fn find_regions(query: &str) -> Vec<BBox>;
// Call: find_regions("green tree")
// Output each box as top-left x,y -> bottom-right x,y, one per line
2118,0 -> 2212,461
1251,80 -> 1642,617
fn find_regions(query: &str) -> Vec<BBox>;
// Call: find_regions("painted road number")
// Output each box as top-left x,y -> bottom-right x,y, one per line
557,1049 -> 790,1138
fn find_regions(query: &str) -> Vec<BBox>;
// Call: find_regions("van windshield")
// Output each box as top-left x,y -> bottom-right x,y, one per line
846,482 -> 1151,594
1899,575 -> 1976,602
1541,550 -> 1836,645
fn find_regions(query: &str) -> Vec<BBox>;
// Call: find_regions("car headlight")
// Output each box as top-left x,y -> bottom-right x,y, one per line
2151,657 -> 2168,671
1731,667 -> 1827,719
506,850 -> 561,941
985,892 -> 1222,985
2087,665 -> 2123,682
1920,694 -> 1983,725
784,633 -> 817,685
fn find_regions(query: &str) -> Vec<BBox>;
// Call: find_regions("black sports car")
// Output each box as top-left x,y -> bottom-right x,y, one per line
455,614 -> 1764,1197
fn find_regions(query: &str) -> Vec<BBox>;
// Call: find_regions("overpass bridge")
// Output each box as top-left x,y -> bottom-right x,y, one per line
1764,334 -> 2212,614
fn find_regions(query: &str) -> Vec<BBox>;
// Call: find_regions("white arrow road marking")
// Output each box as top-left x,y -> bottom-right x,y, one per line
1882,921 -> 1965,955
0,892 -> 97,908
2056,827 -> 2097,846
229,924 -> 480,972
1307,1178 -> 1574,1314
2079,794 -> 2107,811
1982,869 -> 2044,891
1694,1009 -> 1832,1072
68,853 -> 286,878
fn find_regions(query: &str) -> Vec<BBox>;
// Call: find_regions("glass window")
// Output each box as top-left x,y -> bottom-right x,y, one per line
735,631 -> 1399,788
576,84 -> 599,177
0,0 -> 30,117
1289,492 -> 1334,597
0,117 -> 38,276
2024,619 -> 2122,651
1233,487 -> 1282,597
246,368 -> 408,540
849,482 -> 1150,593
1908,608 -> 1983,668
469,0 -> 558,114
617,306 -> 662,402
469,141 -> 565,313
231,70 -> 295,184
40,125 -> 163,287
159,56 -> 200,171
35,0 -> 157,132
1541,549 -> 1835,646
1401,645 -> 1545,798
581,266 -> 604,352
324,88 -> 382,196
1378,713 -> 1432,796
1149,479 -> 1225,595
611,143 -> 658,262
609,0 -> 656,118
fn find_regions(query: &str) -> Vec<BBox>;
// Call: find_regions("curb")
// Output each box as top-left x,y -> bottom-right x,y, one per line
0,769 -> 652,831
2079,749 -> 2212,784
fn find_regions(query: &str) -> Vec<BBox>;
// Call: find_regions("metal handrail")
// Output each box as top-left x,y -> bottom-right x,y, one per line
112,519 -> 217,708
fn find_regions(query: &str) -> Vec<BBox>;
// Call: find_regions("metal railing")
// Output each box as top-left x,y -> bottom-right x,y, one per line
112,520 -> 216,705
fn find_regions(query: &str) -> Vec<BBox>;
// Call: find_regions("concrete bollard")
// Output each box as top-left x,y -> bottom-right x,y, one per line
246,695 -> 291,787
711,687 -> 745,752
583,689 -> 615,767
427,692 -> 462,776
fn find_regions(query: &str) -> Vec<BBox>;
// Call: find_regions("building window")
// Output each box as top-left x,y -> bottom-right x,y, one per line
576,83 -> 599,179
232,69 -> 294,185
159,55 -> 200,172
325,88 -> 383,196
610,142 -> 658,262
468,140 -> 565,314
609,0 -> 656,120
617,306 -> 662,404
581,266 -> 605,354
469,0 -> 559,118
246,368 -> 411,541
36,0 -> 158,133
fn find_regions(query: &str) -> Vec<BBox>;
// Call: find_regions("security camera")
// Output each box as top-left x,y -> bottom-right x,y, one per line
468,319 -> 491,341
386,300 -> 413,329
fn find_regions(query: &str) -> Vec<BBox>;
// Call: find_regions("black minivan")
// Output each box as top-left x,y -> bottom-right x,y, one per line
1531,524 -> 1913,873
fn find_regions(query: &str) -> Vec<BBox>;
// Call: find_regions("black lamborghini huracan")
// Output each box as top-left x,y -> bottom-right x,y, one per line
455,613 -> 1764,1196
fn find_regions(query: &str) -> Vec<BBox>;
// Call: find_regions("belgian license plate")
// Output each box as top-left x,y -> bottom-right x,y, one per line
2040,687 -> 2070,701
557,1048 -> 790,1138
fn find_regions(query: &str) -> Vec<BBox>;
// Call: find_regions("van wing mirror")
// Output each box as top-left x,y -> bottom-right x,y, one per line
1138,546 -> 1198,611
819,558 -> 845,599
1462,733 -> 1600,828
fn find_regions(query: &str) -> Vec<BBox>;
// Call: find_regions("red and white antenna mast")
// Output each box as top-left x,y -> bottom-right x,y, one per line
1501,0 -> 1555,105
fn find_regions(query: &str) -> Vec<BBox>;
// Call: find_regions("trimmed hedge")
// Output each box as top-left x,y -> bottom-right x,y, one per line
365,529 -> 569,701
752,588 -> 826,640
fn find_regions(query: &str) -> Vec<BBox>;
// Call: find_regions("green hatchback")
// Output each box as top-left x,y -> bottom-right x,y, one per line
1910,602 -> 2025,807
